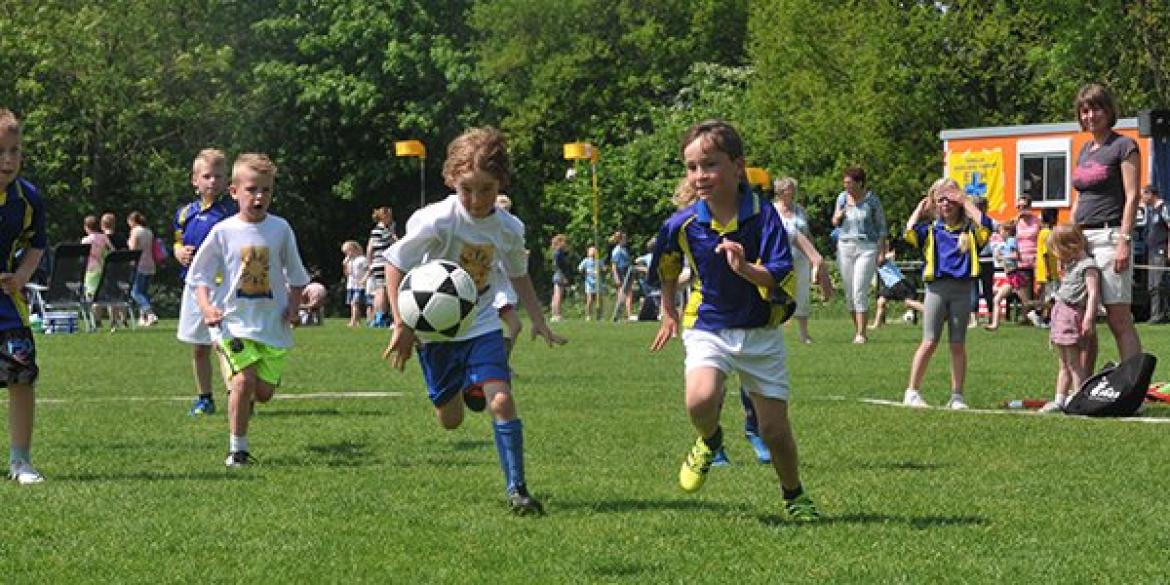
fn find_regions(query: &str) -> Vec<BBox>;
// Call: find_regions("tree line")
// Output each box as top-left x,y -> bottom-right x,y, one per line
1,0 -> 1166,307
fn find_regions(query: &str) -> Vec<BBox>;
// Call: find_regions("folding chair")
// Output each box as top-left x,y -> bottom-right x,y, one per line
91,250 -> 141,330
25,243 -> 93,332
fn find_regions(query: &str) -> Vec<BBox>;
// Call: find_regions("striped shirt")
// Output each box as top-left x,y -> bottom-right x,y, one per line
649,185 -> 793,331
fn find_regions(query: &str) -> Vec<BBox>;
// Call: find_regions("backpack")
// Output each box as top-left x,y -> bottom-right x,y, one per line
1064,353 -> 1158,417
152,236 -> 168,265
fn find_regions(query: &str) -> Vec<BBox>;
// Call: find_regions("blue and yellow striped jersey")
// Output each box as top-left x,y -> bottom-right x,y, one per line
905,216 -> 993,281
172,197 -> 238,280
649,185 -> 793,331
0,178 -> 47,330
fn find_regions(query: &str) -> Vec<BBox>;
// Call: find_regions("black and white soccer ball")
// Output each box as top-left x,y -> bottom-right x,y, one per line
398,260 -> 478,341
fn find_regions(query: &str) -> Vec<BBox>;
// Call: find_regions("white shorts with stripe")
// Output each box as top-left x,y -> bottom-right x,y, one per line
682,327 -> 790,401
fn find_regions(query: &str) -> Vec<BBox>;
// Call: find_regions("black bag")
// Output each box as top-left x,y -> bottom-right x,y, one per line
1064,353 -> 1158,417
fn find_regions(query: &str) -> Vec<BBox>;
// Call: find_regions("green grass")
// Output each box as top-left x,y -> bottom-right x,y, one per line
2,312 -> 1169,583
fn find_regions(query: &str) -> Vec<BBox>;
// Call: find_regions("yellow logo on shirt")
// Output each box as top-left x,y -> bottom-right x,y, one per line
459,243 -> 494,295
238,245 -> 273,299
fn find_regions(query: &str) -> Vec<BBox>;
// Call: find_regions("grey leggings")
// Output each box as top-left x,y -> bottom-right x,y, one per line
923,279 -> 974,343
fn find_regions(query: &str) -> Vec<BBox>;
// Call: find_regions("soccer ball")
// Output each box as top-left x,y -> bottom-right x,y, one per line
398,260 -> 479,341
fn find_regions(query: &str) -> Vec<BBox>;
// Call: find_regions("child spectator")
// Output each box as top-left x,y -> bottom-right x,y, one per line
101,212 -> 128,250
1032,209 -> 1060,328
869,250 -> 926,328
985,220 -> 1020,331
901,178 -> 992,409
175,148 -> 238,416
300,278 -> 326,326
549,234 -> 571,322
0,108 -> 48,484
80,215 -> 112,301
382,127 -> 566,515
577,246 -> 601,320
610,230 -> 635,320
1039,225 -> 1100,413
341,240 -> 368,327
365,207 -> 397,327
649,120 -> 818,521
126,211 -> 158,326
188,153 -> 309,466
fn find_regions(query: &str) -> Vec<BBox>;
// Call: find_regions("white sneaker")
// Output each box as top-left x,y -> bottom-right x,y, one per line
1037,401 -> 1064,414
945,395 -> 969,410
1026,311 -> 1044,328
903,389 -> 929,408
9,461 -> 44,485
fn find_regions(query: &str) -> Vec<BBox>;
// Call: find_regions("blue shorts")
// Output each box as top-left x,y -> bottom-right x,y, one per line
346,288 -> 365,304
418,330 -> 510,407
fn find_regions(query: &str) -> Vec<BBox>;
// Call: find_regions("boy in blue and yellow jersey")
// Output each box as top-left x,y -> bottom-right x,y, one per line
901,178 -> 993,410
0,109 -> 47,484
648,120 -> 818,522
175,148 -> 239,416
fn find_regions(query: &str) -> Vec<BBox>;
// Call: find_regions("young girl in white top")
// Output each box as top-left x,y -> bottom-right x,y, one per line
1040,225 -> 1101,413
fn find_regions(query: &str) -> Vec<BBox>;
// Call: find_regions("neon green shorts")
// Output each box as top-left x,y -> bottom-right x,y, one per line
218,337 -> 288,386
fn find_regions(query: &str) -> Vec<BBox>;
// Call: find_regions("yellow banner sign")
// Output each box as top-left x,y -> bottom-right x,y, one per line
947,148 -> 1005,216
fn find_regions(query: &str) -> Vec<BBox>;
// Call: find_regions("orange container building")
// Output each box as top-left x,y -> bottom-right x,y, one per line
940,118 -> 1153,225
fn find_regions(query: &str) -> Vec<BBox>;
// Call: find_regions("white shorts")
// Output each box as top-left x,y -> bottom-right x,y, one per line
177,284 -> 222,345
682,327 -> 790,400
1084,228 -> 1133,305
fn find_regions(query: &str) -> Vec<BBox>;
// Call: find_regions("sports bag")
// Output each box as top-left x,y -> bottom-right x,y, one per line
1064,353 -> 1158,417
152,236 -> 168,265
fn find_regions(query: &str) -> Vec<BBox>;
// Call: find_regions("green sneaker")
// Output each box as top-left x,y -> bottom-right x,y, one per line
784,493 -> 820,522
679,437 -> 715,493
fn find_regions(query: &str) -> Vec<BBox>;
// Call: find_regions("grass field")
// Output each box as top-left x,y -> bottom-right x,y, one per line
2,312 -> 1168,583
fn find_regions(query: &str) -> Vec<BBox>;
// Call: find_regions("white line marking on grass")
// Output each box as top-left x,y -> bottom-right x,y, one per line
35,391 -> 404,404
860,398 -> 1170,423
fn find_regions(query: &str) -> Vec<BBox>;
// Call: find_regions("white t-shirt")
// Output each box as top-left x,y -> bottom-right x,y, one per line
385,194 -> 527,341
346,255 -> 369,289
187,214 -> 310,348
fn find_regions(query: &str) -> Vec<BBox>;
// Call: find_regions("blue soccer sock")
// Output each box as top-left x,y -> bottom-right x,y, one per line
740,386 -> 759,435
9,446 -> 30,465
492,419 -> 526,492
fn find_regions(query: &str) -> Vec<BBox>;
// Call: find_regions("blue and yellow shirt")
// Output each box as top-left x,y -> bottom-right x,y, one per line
649,185 -> 793,332
173,197 -> 238,280
0,178 -> 47,330
905,216 -> 993,281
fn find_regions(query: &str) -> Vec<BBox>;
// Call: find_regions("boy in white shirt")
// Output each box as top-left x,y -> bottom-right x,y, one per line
187,153 -> 310,467
383,127 -> 565,515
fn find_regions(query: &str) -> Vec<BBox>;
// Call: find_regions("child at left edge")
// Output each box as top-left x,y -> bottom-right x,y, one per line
382,126 -> 566,516
188,153 -> 310,467
648,119 -> 819,522
0,108 -> 47,485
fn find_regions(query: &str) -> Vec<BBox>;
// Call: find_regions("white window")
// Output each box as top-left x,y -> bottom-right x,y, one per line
1017,138 -> 1071,207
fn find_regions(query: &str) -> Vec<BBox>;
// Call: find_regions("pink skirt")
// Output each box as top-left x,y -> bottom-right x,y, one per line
1049,300 -> 1086,347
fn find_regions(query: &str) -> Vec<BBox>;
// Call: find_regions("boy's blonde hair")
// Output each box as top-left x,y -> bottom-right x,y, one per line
231,153 -> 276,184
192,148 -> 226,175
443,126 -> 512,189
672,177 -> 697,209
84,215 -> 100,232
100,212 -> 116,231
1049,224 -> 1089,262
496,194 -> 512,211
342,240 -> 362,255
0,109 -> 21,136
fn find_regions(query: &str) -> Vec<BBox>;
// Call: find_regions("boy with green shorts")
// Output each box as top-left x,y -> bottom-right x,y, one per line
188,153 -> 309,466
